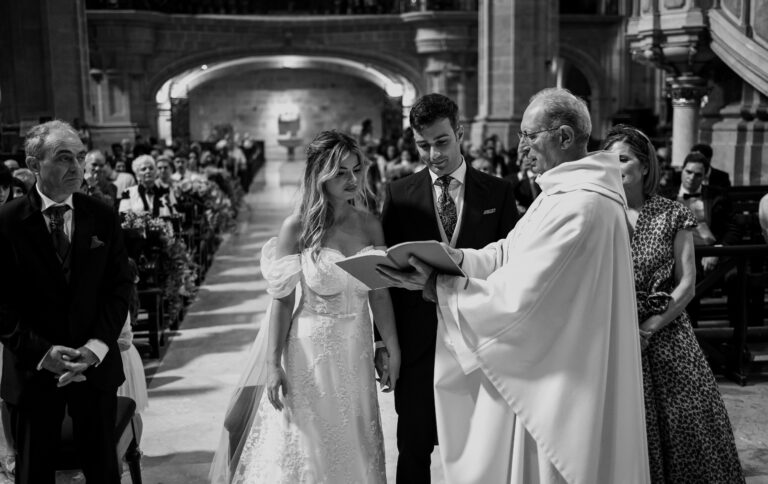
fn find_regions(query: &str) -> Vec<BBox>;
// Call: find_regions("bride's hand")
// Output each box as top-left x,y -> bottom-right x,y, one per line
267,365 -> 289,411
382,347 -> 401,393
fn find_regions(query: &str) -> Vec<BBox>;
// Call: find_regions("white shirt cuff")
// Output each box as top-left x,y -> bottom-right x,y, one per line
37,347 -> 53,371
374,341 -> 387,350
85,339 -> 109,366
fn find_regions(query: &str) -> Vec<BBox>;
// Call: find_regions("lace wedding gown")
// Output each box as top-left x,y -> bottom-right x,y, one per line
230,237 -> 387,483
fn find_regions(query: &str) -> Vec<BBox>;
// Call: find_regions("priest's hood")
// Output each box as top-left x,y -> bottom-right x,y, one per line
536,151 -> 628,209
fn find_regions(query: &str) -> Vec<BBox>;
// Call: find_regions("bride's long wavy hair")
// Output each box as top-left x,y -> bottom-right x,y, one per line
298,130 -> 370,259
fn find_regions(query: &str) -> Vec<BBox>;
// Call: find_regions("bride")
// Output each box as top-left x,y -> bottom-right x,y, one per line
210,130 -> 401,483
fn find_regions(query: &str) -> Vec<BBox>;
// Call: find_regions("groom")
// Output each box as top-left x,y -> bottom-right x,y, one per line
378,93 -> 519,482
0,120 -> 133,483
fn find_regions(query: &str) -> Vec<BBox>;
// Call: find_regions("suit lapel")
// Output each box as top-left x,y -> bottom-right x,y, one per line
70,194 -> 95,289
406,170 -> 442,240
455,167 -> 484,248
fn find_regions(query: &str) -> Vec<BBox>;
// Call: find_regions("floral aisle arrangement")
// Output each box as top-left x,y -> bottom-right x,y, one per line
174,177 -> 238,238
120,212 -> 198,318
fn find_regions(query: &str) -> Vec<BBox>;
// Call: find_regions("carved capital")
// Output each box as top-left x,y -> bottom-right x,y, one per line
668,75 -> 709,107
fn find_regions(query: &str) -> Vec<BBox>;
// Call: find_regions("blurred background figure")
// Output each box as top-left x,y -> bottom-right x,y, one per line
2,160 -> 19,173
84,150 -> 119,209
0,166 -> 12,205
12,169 -> 36,195
690,143 -> 731,189
471,156 -> 495,175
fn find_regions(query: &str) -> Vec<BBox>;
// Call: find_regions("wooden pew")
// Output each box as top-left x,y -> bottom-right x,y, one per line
693,244 -> 768,385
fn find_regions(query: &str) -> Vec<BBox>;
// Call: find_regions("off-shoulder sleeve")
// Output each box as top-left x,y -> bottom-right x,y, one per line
674,202 -> 698,232
260,237 -> 301,298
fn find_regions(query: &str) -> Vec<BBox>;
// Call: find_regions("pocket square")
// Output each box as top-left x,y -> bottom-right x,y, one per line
90,236 -> 105,249
483,208 -> 496,215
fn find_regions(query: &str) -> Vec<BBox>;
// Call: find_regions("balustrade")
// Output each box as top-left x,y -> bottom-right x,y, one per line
85,0 -> 477,14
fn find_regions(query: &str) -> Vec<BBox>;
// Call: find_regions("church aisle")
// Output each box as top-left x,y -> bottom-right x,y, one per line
119,160 -> 444,484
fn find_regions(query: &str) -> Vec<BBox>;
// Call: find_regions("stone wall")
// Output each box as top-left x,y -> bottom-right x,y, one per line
189,68 -> 386,160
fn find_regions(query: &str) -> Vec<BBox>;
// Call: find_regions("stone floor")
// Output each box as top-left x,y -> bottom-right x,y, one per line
54,159 -> 767,483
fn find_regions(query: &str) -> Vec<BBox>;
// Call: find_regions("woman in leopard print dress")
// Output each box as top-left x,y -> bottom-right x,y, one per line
603,125 -> 744,484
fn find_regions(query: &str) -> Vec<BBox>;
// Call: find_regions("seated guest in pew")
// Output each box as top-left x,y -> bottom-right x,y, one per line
107,156 -> 137,195
171,156 -> 191,182
119,155 -> 177,217
690,143 -> 732,189
155,155 -> 176,191
603,125 -> 744,484
664,152 -> 741,272
83,150 -> 119,210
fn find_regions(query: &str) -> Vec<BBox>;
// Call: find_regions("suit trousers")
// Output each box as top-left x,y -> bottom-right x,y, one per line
394,344 -> 438,484
9,381 -> 119,484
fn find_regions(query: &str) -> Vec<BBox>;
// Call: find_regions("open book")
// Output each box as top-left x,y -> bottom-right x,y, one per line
335,240 -> 465,290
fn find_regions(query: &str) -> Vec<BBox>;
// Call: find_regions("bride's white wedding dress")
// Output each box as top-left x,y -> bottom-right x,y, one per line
227,237 -> 387,483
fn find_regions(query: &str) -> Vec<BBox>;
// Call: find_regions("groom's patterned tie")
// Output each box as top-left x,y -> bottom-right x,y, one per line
45,205 -> 71,262
436,175 -> 457,241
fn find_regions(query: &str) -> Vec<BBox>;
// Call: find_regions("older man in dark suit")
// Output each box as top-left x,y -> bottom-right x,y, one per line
0,120 -> 133,483
378,94 -> 519,483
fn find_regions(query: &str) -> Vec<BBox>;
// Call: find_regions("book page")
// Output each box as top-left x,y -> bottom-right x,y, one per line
335,252 -> 399,290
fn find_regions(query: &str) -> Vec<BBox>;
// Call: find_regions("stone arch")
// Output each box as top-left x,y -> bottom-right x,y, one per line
146,48 -> 424,144
147,47 -> 424,108
558,44 -> 609,138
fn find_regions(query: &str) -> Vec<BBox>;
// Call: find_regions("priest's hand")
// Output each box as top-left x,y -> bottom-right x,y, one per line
376,256 -> 433,291
440,243 -> 463,266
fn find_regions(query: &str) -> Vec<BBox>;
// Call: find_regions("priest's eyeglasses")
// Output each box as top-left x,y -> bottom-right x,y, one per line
518,127 -> 561,143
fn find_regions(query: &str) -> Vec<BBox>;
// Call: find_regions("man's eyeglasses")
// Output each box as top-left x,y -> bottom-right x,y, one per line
517,127 -> 561,143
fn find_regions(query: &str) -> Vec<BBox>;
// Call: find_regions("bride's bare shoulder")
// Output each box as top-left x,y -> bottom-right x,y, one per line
276,214 -> 302,256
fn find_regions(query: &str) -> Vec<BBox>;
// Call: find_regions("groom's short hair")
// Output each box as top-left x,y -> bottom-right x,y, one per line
409,94 -> 460,133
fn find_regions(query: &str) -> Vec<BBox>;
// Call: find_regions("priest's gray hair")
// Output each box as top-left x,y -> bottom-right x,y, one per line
132,154 -> 156,174
530,88 -> 592,145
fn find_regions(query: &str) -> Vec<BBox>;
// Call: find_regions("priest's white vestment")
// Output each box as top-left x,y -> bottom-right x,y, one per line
433,152 -> 650,484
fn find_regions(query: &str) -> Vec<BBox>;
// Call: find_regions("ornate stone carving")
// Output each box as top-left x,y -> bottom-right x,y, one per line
668,75 -> 709,107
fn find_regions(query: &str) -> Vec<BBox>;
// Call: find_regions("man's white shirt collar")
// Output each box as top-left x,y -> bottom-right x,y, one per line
36,185 -> 74,212
429,157 -> 467,185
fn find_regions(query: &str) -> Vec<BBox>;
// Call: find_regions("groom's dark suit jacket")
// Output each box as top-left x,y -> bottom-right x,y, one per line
382,166 -> 519,368
0,189 -> 132,405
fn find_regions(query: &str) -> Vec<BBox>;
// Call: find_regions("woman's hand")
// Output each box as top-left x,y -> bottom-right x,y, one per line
381,346 -> 401,393
266,365 -> 289,411
639,329 -> 653,351
639,316 -> 661,351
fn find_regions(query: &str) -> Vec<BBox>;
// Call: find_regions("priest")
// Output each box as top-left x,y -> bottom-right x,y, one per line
378,88 -> 650,484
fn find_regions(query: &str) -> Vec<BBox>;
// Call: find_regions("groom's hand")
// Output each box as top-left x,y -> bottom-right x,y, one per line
376,256 -> 433,291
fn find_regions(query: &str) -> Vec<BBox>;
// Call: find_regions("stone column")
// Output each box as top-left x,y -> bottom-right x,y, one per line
471,0 -> 558,149
0,0 -> 91,130
403,10 -> 478,128
668,75 -> 708,167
